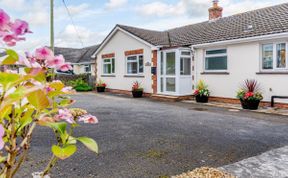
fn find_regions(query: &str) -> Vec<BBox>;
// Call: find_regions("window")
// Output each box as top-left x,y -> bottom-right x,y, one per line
126,55 -> 144,74
103,58 -> 115,74
261,43 -> 287,70
205,49 -> 227,71
262,44 -> 273,69
180,50 -> 191,75
180,57 -> 191,75
84,64 -> 91,73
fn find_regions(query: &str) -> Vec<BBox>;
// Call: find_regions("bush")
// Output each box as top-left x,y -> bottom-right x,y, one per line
69,78 -> 93,92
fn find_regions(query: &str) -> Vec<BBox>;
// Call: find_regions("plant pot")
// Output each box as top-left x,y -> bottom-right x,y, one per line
240,99 -> 260,110
132,90 -> 143,98
96,87 -> 106,92
195,95 -> 209,103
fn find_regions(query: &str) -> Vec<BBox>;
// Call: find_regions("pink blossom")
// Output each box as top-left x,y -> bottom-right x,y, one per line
35,47 -> 53,61
0,9 -> 10,31
2,33 -> 25,46
11,19 -> 31,36
55,109 -> 75,124
78,115 -> 98,124
58,63 -> 72,72
0,124 -> 5,150
45,86 -> 54,93
47,55 -> 65,68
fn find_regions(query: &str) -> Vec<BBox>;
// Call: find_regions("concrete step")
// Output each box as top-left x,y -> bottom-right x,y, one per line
151,94 -> 193,102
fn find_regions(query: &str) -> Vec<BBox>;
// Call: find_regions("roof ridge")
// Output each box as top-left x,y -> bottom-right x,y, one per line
167,2 -> 288,32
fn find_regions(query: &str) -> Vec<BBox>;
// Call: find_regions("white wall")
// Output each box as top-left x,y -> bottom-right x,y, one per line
96,30 -> 153,93
195,41 -> 288,103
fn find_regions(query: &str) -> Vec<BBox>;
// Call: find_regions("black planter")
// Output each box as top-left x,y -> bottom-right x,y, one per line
240,99 -> 260,110
195,95 -> 209,103
96,87 -> 106,92
132,90 -> 143,98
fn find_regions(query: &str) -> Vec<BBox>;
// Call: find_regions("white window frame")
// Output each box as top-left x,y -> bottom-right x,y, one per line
204,48 -> 228,72
180,50 -> 192,76
102,58 -> 115,75
260,42 -> 288,71
84,64 -> 91,73
125,54 -> 144,75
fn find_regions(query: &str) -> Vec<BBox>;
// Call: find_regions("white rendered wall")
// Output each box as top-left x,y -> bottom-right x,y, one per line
195,41 -> 288,103
96,30 -> 153,93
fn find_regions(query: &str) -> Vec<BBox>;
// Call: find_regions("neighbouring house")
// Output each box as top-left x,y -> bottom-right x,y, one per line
55,45 -> 99,75
92,1 -> 288,105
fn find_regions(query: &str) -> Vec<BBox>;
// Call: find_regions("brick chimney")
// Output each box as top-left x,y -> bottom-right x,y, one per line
209,0 -> 223,20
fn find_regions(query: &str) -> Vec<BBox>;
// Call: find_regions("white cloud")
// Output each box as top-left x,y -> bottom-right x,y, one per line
0,0 -> 25,10
105,0 -> 128,10
55,25 -> 104,48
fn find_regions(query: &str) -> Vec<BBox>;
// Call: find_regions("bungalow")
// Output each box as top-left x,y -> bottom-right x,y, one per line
55,45 -> 99,75
92,1 -> 288,105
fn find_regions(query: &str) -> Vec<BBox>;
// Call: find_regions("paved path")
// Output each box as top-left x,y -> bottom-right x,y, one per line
16,93 -> 288,177
221,146 -> 288,178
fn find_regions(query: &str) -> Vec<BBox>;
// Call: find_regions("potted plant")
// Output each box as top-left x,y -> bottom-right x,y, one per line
194,80 -> 210,103
132,81 -> 143,98
236,79 -> 263,110
96,80 -> 107,92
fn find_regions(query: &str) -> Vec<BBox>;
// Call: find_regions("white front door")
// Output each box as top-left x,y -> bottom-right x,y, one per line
159,50 -> 177,94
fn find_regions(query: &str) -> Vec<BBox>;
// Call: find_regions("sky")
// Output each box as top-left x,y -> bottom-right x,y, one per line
0,0 -> 286,52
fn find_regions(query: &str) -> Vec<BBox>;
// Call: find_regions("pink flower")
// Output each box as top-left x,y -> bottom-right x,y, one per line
78,114 -> 98,124
0,124 -> 5,150
61,86 -> 75,94
35,47 -> 53,61
45,86 -> 54,93
0,9 -> 10,31
47,55 -> 65,68
58,63 -> 72,72
11,19 -> 31,36
55,109 -> 75,124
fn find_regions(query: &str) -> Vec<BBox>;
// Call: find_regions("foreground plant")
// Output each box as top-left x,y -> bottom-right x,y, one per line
193,80 -> 210,103
236,79 -> 263,110
0,9 -> 98,177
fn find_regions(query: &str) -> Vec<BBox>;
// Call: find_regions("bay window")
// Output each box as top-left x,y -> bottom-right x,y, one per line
126,55 -> 144,74
103,58 -> 115,74
205,49 -> 227,71
261,42 -> 287,70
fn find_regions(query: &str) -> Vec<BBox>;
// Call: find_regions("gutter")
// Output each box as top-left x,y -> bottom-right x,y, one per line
191,32 -> 288,48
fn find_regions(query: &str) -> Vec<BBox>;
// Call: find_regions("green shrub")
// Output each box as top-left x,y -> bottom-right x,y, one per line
68,78 -> 93,92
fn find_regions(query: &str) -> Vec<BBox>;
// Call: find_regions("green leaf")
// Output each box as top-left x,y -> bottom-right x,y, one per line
77,137 -> 98,154
1,49 -> 18,65
50,81 -> 65,91
51,145 -> 77,160
27,89 -> 50,110
0,72 -> 20,89
18,109 -> 34,132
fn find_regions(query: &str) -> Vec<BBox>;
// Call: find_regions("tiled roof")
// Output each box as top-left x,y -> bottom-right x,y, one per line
54,44 -> 100,63
118,3 -> 288,47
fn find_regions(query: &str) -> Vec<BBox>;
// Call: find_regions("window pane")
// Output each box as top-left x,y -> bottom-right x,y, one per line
139,55 -> 144,73
166,52 -> 175,75
166,78 -> 175,92
85,65 -> 91,72
181,51 -> 191,56
104,59 -> 110,63
160,77 -> 163,92
161,52 -> 164,75
127,62 -> 137,74
127,56 -> 137,61
112,58 -> 115,73
206,49 -> 227,55
205,56 -> 227,70
104,64 -> 111,74
262,44 -> 273,69
276,43 -> 286,68
180,57 -> 191,75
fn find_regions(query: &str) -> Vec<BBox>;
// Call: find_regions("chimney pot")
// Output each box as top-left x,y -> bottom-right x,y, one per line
209,0 -> 223,20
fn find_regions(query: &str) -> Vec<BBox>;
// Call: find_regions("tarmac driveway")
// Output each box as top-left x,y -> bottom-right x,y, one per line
17,93 -> 288,178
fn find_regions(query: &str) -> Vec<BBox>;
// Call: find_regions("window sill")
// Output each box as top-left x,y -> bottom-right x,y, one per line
201,72 -> 229,75
256,72 -> 288,75
124,75 -> 145,78
101,75 -> 116,77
